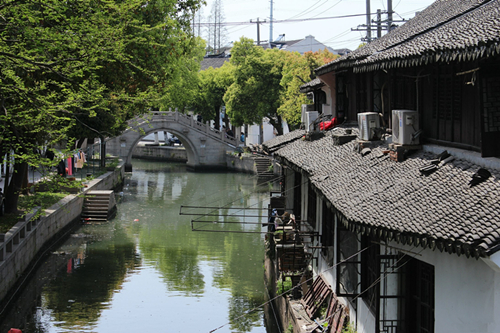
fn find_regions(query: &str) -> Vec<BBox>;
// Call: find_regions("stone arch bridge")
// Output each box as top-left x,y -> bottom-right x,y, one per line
106,111 -> 239,171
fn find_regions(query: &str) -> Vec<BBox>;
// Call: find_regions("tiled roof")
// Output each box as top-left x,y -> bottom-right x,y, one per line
317,0 -> 500,74
271,129 -> 500,258
200,57 -> 230,71
262,130 -> 306,153
299,78 -> 324,93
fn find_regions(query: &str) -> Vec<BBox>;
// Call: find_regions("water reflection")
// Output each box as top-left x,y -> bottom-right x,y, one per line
1,160 -> 277,333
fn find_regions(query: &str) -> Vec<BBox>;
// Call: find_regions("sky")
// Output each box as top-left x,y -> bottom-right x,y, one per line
198,0 -> 436,52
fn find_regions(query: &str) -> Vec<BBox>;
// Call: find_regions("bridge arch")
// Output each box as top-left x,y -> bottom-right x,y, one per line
106,111 -> 238,171
125,125 -> 199,170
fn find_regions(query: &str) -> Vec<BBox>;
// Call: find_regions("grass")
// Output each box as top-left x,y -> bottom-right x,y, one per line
0,192 -> 67,233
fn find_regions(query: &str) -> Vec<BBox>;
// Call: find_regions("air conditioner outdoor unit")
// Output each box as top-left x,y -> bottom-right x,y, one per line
301,104 -> 316,123
358,112 -> 380,140
392,110 -> 419,145
306,111 -> 319,132
301,104 -> 308,124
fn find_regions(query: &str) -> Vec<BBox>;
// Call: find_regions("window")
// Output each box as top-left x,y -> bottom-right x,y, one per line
307,183 -> 317,229
321,202 -> 334,265
356,74 -> 368,113
336,75 -> 347,116
405,258 -> 435,333
293,172 -> 302,221
377,254 -> 435,333
393,73 -> 416,110
361,236 -> 379,315
337,223 -> 361,298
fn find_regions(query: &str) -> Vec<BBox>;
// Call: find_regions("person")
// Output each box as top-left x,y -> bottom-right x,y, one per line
45,149 -> 55,161
226,127 -> 234,138
240,132 -> 245,143
57,160 -> 66,177
268,208 -> 278,232
196,114 -> 202,122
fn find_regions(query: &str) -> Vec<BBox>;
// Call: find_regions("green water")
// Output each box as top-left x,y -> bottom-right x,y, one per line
0,160 -> 278,333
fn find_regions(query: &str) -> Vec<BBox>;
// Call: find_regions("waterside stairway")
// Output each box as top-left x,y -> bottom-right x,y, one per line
254,158 -> 274,177
82,190 -> 117,222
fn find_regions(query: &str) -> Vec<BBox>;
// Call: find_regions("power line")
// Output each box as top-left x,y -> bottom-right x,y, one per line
192,12 -> 377,27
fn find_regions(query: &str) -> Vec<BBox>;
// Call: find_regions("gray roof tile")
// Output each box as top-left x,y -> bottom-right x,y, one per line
317,0 -> 500,74
271,129 -> 500,257
263,130 -> 306,153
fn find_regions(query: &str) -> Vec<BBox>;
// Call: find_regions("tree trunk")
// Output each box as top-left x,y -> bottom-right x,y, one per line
5,161 -> 28,214
215,108 -> 220,131
3,162 -> 9,195
268,115 -> 284,136
100,137 -> 106,168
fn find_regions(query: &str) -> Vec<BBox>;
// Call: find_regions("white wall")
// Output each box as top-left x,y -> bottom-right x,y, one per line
285,35 -> 337,55
246,119 -> 290,146
323,88 -> 333,116
394,241 -> 500,333
287,166 -> 500,333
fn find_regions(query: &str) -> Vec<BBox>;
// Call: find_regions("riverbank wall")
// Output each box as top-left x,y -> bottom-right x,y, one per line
132,145 -> 282,177
0,164 -> 125,304
225,153 -> 281,176
226,154 -> 255,174
132,145 -> 187,162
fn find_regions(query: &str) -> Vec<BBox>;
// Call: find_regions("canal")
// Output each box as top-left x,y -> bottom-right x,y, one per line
0,159 -> 279,333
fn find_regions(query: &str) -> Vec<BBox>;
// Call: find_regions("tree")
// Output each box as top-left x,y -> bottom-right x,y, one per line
158,37 -> 206,112
192,62 -> 234,130
0,0 -> 203,213
279,49 -> 339,129
70,0 -> 206,143
224,38 -> 286,135
206,0 -> 228,54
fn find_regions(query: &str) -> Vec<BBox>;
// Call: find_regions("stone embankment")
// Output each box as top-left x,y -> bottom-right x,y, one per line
226,153 -> 279,177
0,164 -> 124,304
132,145 -> 187,162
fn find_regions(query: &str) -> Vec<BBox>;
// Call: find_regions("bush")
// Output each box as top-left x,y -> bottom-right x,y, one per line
277,276 -> 293,294
0,192 -> 67,233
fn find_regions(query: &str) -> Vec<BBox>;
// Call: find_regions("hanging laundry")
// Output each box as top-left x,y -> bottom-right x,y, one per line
67,157 -> 73,176
76,150 -> 86,169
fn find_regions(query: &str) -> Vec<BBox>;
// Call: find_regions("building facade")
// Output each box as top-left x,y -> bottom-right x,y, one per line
263,1 -> 500,332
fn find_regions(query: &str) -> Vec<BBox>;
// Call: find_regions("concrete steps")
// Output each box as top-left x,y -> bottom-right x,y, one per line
82,190 -> 117,222
254,158 -> 274,177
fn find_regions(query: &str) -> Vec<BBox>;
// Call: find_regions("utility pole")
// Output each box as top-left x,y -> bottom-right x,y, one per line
366,0 -> 371,42
352,0 -> 402,43
387,0 -> 393,32
250,17 -> 266,45
352,0 -> 373,43
376,9 -> 382,38
269,0 -> 274,45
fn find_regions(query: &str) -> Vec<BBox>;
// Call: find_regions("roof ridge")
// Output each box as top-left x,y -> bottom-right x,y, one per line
375,0 -> 494,59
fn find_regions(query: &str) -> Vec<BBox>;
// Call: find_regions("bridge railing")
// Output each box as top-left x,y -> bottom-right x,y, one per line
126,111 -> 238,147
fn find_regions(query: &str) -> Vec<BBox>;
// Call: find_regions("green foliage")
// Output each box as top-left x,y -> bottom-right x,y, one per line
278,49 -> 339,129
107,158 -> 120,170
0,191 -> 67,233
191,62 -> 235,123
224,38 -> 286,134
286,323 -> 294,333
158,37 -> 206,112
277,276 -> 293,294
0,0 -> 203,213
342,322 -> 357,333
